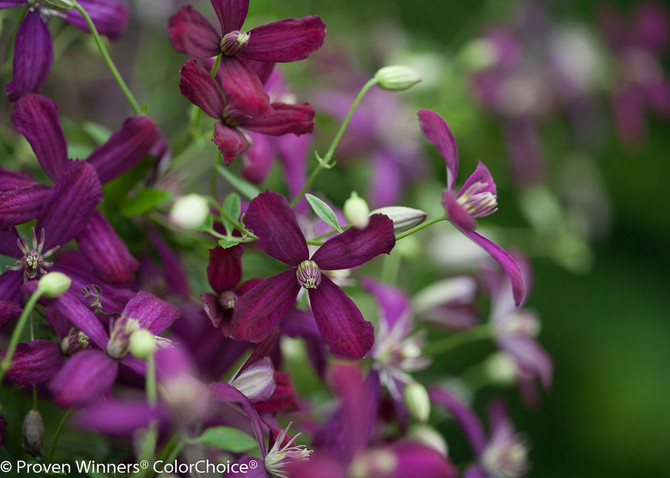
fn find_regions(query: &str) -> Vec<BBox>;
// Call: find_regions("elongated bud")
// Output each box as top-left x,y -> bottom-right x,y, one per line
169,194 -> 210,230
404,382 -> 431,422
375,65 -> 422,91
370,206 -> 427,233
407,423 -> 449,457
22,410 -> 44,457
38,272 -> 71,298
39,0 -> 75,12
129,329 -> 157,359
343,192 -> 370,229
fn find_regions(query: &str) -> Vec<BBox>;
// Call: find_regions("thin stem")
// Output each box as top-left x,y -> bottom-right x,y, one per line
73,1 -> 142,114
290,77 -> 379,207
146,353 -> 157,407
381,251 -> 401,285
0,289 -> 42,384
423,324 -> 492,355
48,408 -> 74,463
395,216 -> 447,241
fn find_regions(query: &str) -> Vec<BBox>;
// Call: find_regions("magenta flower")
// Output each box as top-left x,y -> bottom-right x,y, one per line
1,0 -> 129,100
418,109 -> 525,306
231,191 -> 395,360
179,59 -> 314,164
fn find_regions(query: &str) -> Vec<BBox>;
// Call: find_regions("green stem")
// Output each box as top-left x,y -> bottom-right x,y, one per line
381,251 -> 401,285
0,289 -> 42,384
73,1 -> 142,114
48,408 -> 73,463
146,353 -> 156,407
395,216 -> 447,241
423,324 -> 492,355
290,77 -> 379,207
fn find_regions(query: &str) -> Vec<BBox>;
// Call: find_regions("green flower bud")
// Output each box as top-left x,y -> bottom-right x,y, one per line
403,382 -> 431,422
38,272 -> 71,298
169,193 -> 210,230
375,65 -> 422,91
22,410 -> 44,457
39,0 -> 75,12
129,329 -> 157,359
484,352 -> 518,386
407,423 -> 449,457
343,192 -> 370,229
370,206 -> 427,233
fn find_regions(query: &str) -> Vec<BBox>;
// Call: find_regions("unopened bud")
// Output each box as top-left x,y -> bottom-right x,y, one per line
459,39 -> 498,72
129,329 -> 157,359
343,192 -> 370,229
22,410 -> 44,457
370,206 -> 427,234
38,272 -> 71,298
484,352 -> 518,386
169,194 -> 210,230
39,0 -> 75,12
407,423 -> 449,457
375,65 -> 422,91
404,382 -> 431,422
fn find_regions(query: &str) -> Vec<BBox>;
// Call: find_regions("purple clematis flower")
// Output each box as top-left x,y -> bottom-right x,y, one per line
178,59 -> 314,164
418,109 -> 525,306
1,0 -> 129,100
231,191 -> 395,360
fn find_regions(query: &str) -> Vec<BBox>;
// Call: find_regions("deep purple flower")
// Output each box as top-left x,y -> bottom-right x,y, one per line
418,109 -> 525,306
178,59 -> 314,164
231,191 -> 395,360
1,0 -> 129,100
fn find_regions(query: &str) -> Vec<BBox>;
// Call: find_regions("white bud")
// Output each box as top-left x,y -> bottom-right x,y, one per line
22,410 -> 44,457
370,206 -> 427,234
39,0 -> 75,12
343,192 -> 370,229
169,194 -> 210,230
484,352 -> 518,386
38,272 -> 71,298
375,65 -> 422,91
407,423 -> 449,457
128,329 -> 157,359
403,382 -> 431,422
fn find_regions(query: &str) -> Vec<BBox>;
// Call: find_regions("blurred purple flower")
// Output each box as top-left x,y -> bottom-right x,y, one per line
231,191 -> 395,359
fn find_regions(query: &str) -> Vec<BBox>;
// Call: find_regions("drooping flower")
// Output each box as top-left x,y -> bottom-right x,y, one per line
231,191 -> 395,360
418,109 -> 525,306
1,0 -> 129,100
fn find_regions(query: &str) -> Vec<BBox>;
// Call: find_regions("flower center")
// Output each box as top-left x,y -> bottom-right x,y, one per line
457,181 -> 498,218
296,260 -> 321,289
106,317 -> 141,359
7,228 -> 60,281
60,330 -> 90,356
220,30 -> 250,56
219,290 -> 238,310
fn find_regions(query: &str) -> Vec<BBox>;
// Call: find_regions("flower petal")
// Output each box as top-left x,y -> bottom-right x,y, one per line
86,115 -> 160,183
231,270 -> 300,343
208,245 -> 243,293
5,12 -> 53,101
49,350 -> 118,407
230,356 -> 276,402
0,300 -> 22,328
418,109 -> 459,191
312,214 -> 395,270
0,183 -> 51,228
428,386 -> 487,455
443,189 -> 476,231
2,340 -> 63,385
75,400 -> 164,438
121,291 -> 181,335
168,5 -> 221,58
361,278 -> 412,337
11,94 -> 67,180
217,56 -> 271,119
64,0 -> 129,41
179,59 -> 225,119
243,16 -> 326,62
213,122 -> 249,165
0,168 -> 34,191
254,370 -> 299,413
243,102 -> 315,136
211,0 -> 248,33
0,271 -> 23,303
36,160 -> 103,250
243,191 -> 308,265
242,132 -> 275,184
76,211 -> 139,283
308,275 -> 374,360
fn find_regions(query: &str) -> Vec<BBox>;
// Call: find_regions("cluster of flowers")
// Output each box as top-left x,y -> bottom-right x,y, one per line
0,0 -> 575,477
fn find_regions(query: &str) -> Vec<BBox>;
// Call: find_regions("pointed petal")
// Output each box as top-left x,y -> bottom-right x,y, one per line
75,400 -> 164,438
213,122 -> 249,165
122,291 -> 181,335
243,191 -> 308,265
0,183 -> 51,228
36,161 -> 103,250
148,227 -> 191,298
276,133 -> 311,201
0,168 -> 34,191
49,350 -> 118,407
418,109 -> 459,190
242,132 -> 275,184
211,0 -> 248,33
208,245 -> 243,293
0,228 -> 20,257
254,370 -> 299,413
3,340 -> 63,385
76,211 -> 139,283
64,0 -> 129,41
179,59 -> 225,119
230,356 -> 276,402
167,5 -> 221,58
243,16 -> 326,62
308,275 -> 374,360
244,102 -> 315,136
312,214 -> 395,270
361,278 -> 412,336
11,94 -> 67,180
5,12 -> 53,101
428,386 -> 487,455
459,228 -> 526,306
0,300 -> 22,328
231,270 -> 300,343
217,56 -> 270,118
0,271 -> 23,303
86,116 -> 160,183
443,189 -> 476,230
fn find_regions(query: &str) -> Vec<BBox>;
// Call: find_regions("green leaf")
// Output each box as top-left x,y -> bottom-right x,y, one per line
306,194 -> 343,233
218,237 -> 242,248
221,192 -> 241,235
189,426 -> 258,452
216,165 -> 261,200
120,188 -> 172,217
